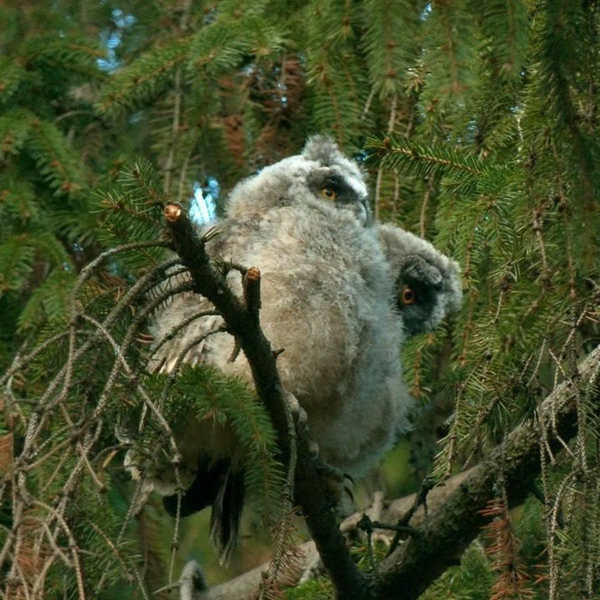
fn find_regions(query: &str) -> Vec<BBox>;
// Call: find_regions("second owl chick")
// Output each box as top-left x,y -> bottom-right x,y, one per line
377,224 -> 462,338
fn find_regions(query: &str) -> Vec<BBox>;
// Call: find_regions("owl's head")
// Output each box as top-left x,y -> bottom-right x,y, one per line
225,136 -> 371,225
378,224 -> 463,337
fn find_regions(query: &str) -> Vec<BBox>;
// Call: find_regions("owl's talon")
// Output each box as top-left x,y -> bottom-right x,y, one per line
285,391 -> 317,455
284,390 -> 307,425
343,481 -> 355,505
311,459 -> 353,511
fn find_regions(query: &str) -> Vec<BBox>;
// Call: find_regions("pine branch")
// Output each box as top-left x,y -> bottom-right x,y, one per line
362,0 -> 419,99
27,118 -> 85,195
372,343 -> 600,600
478,0 -> 528,80
162,203 -> 370,600
96,37 -> 192,116
366,135 -> 486,178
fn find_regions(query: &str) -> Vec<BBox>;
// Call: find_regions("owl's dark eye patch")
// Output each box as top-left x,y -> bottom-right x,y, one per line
306,170 -> 371,224
309,173 -> 359,204
396,277 -> 434,309
321,174 -> 355,203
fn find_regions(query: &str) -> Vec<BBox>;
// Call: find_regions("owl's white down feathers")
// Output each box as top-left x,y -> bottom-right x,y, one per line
149,199 -> 410,486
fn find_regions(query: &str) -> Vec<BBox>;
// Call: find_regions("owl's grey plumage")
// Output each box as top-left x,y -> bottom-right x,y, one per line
128,138 -> 461,559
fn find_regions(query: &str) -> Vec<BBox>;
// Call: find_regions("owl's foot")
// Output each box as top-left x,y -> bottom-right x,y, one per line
312,459 -> 354,514
283,391 -> 352,510
285,390 -> 319,456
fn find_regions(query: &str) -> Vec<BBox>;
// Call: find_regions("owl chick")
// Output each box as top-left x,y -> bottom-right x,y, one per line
135,148 -> 405,558
377,224 -> 462,338
131,140 -> 461,560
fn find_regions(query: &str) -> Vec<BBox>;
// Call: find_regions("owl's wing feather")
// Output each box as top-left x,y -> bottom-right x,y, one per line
209,466 -> 245,564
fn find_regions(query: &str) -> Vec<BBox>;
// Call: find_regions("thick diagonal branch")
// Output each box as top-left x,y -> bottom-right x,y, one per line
163,204 -> 369,599
372,344 -> 600,600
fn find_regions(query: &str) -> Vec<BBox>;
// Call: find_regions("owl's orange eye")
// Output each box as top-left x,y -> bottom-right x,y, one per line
320,187 -> 337,200
400,286 -> 416,305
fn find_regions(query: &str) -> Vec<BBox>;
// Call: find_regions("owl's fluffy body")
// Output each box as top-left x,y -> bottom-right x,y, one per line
150,199 -> 408,486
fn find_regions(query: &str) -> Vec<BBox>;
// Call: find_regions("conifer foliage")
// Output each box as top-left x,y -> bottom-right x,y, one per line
1,1 -> 600,599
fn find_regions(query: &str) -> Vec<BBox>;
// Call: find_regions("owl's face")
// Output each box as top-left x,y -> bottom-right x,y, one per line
302,136 -> 371,224
377,224 -> 463,338
225,136 -> 371,225
394,254 -> 446,337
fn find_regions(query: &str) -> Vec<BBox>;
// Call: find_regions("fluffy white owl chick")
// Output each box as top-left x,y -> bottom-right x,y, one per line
140,146 -> 407,557
149,206 -> 408,480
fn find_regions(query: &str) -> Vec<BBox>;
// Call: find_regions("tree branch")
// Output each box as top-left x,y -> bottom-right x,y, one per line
193,469 -> 472,599
372,344 -> 600,599
163,204 -> 369,599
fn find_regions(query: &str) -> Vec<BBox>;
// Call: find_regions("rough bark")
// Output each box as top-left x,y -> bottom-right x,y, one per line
372,344 -> 600,599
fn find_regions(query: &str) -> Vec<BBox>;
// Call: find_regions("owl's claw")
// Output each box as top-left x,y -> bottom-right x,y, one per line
285,390 -> 320,456
312,459 -> 354,512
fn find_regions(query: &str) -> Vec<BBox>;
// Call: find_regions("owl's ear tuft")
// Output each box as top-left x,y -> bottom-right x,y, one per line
302,135 -> 343,166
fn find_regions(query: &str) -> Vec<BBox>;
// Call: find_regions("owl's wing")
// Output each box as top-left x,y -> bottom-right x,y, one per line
148,291 -> 223,374
145,245 -> 251,562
